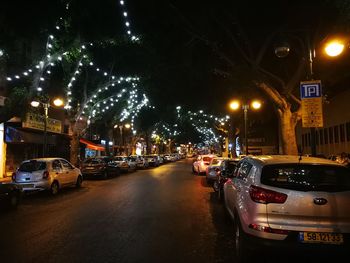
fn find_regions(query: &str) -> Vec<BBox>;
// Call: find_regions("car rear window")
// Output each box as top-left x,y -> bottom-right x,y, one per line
203,157 -> 212,162
227,161 -> 237,172
261,164 -> 350,192
19,161 -> 46,172
83,158 -> 102,164
211,159 -> 221,165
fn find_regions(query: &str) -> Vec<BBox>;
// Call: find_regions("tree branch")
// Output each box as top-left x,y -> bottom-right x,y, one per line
255,81 -> 287,109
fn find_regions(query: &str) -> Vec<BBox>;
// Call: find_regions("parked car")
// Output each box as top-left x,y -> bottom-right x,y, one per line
162,154 -> 172,163
81,156 -> 120,179
223,155 -> 350,262
192,154 -> 217,174
205,157 -> 226,184
212,158 -> 239,200
125,156 -> 137,171
126,156 -> 139,171
12,158 -> 83,195
144,155 -> 160,167
113,156 -> 131,173
0,182 -> 23,209
130,155 -> 149,169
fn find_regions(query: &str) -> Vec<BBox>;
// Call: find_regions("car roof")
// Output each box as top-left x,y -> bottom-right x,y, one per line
245,155 -> 342,167
22,157 -> 66,162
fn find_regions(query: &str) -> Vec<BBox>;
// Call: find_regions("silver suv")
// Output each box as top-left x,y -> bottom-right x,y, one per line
13,158 -> 83,195
223,155 -> 350,262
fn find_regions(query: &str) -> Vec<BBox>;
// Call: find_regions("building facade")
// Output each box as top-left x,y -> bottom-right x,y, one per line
299,88 -> 350,157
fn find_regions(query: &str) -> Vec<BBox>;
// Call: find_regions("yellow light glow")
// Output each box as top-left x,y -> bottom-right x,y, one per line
325,41 -> 345,57
251,100 -> 262,110
229,100 -> 240,110
124,123 -> 131,129
53,98 -> 64,107
30,101 -> 40,107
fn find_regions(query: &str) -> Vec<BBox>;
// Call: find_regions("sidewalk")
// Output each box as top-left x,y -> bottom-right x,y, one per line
0,177 -> 12,183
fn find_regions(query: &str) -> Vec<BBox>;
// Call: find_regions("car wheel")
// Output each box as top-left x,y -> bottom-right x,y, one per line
234,217 -> 250,263
50,181 -> 59,195
213,180 -> 219,192
76,175 -> 83,188
192,166 -> 196,173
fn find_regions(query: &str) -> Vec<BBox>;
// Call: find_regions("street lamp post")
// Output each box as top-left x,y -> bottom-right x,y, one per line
243,104 -> 248,155
114,123 -> 131,154
31,98 -> 64,157
275,35 -> 346,156
229,99 -> 261,155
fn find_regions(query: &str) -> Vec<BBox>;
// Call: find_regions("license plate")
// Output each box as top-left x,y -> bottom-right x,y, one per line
299,232 -> 343,244
19,184 -> 34,188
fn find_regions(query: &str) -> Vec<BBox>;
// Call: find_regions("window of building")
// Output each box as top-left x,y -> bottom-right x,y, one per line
324,128 -> 328,144
319,129 -> 324,145
346,122 -> 350,142
340,124 -> 345,142
315,130 -> 319,146
307,133 -> 311,147
329,127 -> 334,144
334,126 -> 339,143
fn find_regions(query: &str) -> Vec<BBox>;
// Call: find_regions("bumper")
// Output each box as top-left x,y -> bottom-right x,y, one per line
16,181 -> 50,192
244,230 -> 350,254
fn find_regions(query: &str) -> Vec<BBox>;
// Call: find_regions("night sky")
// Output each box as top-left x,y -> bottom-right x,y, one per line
1,0 -> 350,120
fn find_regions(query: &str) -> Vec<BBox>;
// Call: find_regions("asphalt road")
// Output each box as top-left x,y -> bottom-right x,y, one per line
0,159 -> 343,263
0,159 -> 236,263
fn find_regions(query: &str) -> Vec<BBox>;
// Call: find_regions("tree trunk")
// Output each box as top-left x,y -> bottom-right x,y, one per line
256,82 -> 301,156
70,128 -> 80,167
278,108 -> 298,155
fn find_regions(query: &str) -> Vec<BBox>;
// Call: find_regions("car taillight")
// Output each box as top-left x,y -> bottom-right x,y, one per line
12,172 -> 16,181
249,185 -> 287,204
42,171 -> 49,179
249,224 -> 289,235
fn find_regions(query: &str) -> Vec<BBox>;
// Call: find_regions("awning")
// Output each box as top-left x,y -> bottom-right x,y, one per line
79,138 -> 105,151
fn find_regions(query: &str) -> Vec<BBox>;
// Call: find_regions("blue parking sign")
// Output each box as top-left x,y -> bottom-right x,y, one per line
300,80 -> 322,98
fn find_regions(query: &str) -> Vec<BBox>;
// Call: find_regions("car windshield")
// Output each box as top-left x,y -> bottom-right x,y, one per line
261,164 -> 350,192
19,161 -> 46,172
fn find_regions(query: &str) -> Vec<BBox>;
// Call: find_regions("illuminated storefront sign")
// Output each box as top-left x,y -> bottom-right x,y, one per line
22,113 -> 62,133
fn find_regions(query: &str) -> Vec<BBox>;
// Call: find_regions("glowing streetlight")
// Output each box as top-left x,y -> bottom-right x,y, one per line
324,40 -> 345,57
251,100 -> 262,110
114,123 -> 131,154
30,97 -> 64,157
30,101 -> 40,107
229,100 -> 240,111
229,99 -> 262,155
53,98 -> 64,107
